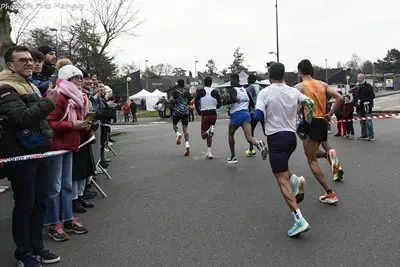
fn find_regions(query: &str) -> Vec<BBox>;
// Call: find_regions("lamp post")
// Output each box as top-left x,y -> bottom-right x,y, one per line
145,60 -> 149,90
325,59 -> 328,84
194,60 -> 199,80
49,28 -> 58,56
268,51 -> 278,62
126,77 -> 131,103
275,0 -> 280,62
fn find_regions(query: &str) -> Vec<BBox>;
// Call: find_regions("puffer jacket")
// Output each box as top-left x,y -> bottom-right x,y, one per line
0,70 -> 55,157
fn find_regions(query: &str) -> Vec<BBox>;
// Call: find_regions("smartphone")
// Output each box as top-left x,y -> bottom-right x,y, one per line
84,112 -> 96,121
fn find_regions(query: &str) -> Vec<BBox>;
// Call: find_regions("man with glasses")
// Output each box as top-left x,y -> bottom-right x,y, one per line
0,46 -> 60,266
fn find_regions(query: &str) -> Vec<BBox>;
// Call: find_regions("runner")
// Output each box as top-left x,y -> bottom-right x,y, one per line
254,62 -> 315,237
295,59 -> 343,204
245,74 -> 266,157
194,76 -> 222,159
169,79 -> 192,156
225,73 -> 267,164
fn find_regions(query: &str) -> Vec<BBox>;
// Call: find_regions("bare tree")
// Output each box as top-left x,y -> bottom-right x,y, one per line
10,0 -> 41,45
0,0 -> 17,70
119,61 -> 139,76
90,0 -> 142,57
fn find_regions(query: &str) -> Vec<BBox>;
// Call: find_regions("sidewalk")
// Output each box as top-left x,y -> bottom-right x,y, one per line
375,89 -> 400,98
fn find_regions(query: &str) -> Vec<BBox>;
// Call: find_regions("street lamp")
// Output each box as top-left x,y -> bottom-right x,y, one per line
268,51 -> 278,62
325,59 -> 328,84
126,77 -> 131,103
194,60 -> 199,80
275,0 -> 280,62
145,60 -> 149,90
49,28 -> 58,56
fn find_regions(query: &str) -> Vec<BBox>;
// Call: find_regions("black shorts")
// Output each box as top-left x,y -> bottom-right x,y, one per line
304,118 -> 328,142
267,131 -> 297,174
173,114 -> 189,126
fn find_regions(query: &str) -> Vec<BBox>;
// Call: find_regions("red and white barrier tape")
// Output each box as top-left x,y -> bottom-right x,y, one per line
0,135 -> 96,164
330,113 -> 399,124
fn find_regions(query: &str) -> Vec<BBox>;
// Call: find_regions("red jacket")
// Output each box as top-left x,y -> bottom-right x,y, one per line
47,93 -> 82,152
342,102 -> 354,119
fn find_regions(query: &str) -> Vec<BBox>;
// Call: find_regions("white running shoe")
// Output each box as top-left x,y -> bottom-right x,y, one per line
176,133 -> 182,145
226,157 -> 238,164
184,145 -> 190,156
206,152 -> 213,159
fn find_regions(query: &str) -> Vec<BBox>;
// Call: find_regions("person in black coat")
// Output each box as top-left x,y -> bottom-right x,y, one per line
130,101 -> 137,122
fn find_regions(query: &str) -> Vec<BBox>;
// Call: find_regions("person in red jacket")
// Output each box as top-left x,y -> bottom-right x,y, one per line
343,95 -> 355,139
122,102 -> 130,122
45,65 -> 91,242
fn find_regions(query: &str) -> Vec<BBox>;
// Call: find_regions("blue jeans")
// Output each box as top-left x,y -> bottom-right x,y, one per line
72,179 -> 86,200
360,113 -> 374,138
46,152 -> 73,225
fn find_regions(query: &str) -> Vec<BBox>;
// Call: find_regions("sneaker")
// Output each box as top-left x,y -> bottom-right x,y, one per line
258,141 -> 268,160
327,149 -> 341,175
72,199 -> 87,213
82,190 -> 97,200
184,145 -> 191,156
207,125 -> 215,138
319,191 -> 338,204
48,223 -> 69,242
176,133 -> 182,145
291,176 -> 306,204
17,255 -> 42,267
368,137 -> 375,141
64,218 -> 88,234
357,136 -> 368,140
226,157 -> 238,164
245,149 -> 256,157
287,218 -> 311,237
206,152 -> 213,159
34,249 -> 60,264
78,197 -> 95,208
334,133 -> 341,137
333,166 -> 344,181
0,184 -> 9,190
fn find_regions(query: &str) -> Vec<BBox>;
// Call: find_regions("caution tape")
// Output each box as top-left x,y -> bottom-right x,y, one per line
0,135 -> 96,164
330,113 -> 399,124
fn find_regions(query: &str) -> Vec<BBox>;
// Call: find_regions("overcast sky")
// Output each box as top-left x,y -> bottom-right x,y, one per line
19,0 -> 400,73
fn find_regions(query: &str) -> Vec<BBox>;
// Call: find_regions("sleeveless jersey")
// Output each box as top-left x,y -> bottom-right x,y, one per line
304,80 -> 326,118
230,86 -> 249,114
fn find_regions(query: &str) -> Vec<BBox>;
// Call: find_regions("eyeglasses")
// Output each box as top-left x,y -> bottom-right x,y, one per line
16,58 -> 34,64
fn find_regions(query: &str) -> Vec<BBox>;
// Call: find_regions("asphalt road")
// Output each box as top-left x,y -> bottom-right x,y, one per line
1,117 -> 400,266
373,93 -> 400,111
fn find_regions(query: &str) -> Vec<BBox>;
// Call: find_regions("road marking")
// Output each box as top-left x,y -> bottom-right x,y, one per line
384,105 -> 400,111
152,122 -> 167,124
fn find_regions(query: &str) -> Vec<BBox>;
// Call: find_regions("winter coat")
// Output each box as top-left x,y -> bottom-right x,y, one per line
342,103 -> 354,119
29,73 -> 50,95
0,70 -> 55,157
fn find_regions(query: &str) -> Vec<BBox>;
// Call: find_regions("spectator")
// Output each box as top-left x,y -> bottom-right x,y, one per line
334,91 -> 346,137
51,58 -> 73,85
123,102 -> 130,122
130,100 -> 137,122
38,46 -> 57,81
45,65 -> 90,242
343,95 -> 355,139
29,49 -> 51,95
0,46 -> 60,266
356,73 -> 375,141
188,97 -> 195,121
155,98 -> 165,118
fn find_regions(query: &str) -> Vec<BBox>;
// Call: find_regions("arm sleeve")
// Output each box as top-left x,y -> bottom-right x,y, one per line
254,91 -> 266,122
0,86 -> 55,129
211,90 -> 222,109
47,97 -> 74,132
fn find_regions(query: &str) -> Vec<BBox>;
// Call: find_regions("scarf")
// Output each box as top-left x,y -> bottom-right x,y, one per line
56,79 -> 90,122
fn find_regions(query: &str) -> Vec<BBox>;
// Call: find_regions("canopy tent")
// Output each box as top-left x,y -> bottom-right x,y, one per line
151,89 -> 167,97
129,89 -> 152,99
145,89 -> 168,111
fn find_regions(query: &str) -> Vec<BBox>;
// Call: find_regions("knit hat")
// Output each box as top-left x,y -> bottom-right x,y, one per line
38,46 -> 55,55
80,69 -> 90,78
58,65 -> 83,81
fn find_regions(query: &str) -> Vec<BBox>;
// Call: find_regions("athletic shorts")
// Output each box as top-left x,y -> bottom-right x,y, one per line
173,114 -> 189,126
230,110 -> 251,127
267,131 -> 297,174
201,115 -> 217,134
304,118 -> 328,142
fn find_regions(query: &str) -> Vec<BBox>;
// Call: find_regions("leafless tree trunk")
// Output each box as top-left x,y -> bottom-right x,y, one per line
0,9 -> 15,70
11,0 -> 41,45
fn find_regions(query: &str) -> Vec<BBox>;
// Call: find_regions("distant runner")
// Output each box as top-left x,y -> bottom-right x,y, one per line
169,79 -> 192,156
194,76 -> 222,159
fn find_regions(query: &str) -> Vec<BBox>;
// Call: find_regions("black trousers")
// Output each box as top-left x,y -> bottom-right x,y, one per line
7,158 -> 48,259
189,110 -> 194,121
345,120 -> 354,135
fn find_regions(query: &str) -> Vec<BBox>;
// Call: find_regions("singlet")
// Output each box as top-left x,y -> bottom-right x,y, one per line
200,87 -> 218,111
230,87 -> 249,114
304,80 -> 326,118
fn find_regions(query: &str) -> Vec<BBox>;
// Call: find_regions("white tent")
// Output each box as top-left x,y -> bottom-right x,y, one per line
151,89 -> 167,98
145,89 -> 168,111
129,89 -> 152,99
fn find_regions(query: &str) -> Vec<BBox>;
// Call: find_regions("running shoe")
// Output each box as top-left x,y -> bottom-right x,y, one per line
368,137 -> 375,142
327,149 -> 340,175
319,191 -> 338,204
287,218 -> 310,237
357,136 -> 368,140
207,125 -> 215,138
17,255 -> 42,267
184,145 -> 191,156
48,223 -> 69,242
226,157 -> 238,164
245,149 -> 256,157
34,249 -> 60,264
176,133 -> 182,145
206,152 -> 213,159
291,176 -> 306,204
64,218 -> 88,234
258,141 -> 268,160
333,166 -> 344,181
